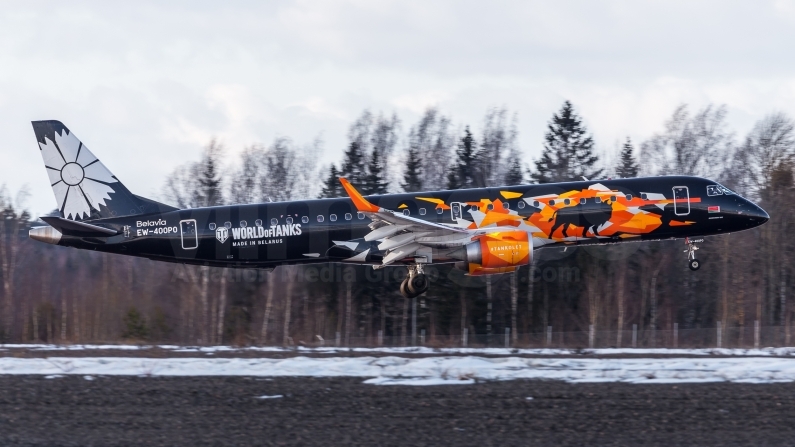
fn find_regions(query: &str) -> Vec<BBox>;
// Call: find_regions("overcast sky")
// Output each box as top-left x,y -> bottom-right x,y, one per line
3,0 -> 795,216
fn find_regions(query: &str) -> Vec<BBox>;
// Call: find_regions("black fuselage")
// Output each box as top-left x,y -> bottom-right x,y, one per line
46,176 -> 769,269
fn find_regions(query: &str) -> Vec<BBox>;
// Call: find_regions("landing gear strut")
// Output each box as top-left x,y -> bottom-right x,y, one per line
685,237 -> 702,271
400,264 -> 429,298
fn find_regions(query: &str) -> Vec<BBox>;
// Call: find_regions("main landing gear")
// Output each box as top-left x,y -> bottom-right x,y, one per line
400,264 -> 429,299
685,237 -> 702,271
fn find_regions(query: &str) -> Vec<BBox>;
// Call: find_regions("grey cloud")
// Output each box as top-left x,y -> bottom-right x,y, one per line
2,0 -> 795,215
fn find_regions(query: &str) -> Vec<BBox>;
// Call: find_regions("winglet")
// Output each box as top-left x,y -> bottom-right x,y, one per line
340,178 -> 380,213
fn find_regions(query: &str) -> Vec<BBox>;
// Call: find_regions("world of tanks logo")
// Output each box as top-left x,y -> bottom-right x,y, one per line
215,227 -> 228,243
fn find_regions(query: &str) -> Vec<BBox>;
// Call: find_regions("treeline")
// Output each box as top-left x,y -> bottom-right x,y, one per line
1,101 -> 793,348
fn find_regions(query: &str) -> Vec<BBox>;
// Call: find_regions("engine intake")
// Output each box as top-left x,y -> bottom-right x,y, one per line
450,230 -> 532,275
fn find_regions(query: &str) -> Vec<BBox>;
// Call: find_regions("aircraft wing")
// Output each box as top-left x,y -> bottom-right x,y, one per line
340,178 -> 473,267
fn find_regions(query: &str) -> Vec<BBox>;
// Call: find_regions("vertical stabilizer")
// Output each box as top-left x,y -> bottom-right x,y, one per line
31,120 -> 174,221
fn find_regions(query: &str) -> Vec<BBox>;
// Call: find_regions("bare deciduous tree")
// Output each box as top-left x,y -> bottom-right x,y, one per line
640,104 -> 734,178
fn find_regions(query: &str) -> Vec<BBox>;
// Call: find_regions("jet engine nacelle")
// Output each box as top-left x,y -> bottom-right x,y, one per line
451,230 -> 533,276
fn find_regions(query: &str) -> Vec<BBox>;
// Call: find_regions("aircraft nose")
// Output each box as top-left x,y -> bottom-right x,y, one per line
745,201 -> 770,226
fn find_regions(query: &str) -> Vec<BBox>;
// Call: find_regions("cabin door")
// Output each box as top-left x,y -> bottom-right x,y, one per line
180,219 -> 199,250
673,187 -> 690,216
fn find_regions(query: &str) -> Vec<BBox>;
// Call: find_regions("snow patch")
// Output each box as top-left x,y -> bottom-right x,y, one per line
2,356 -> 795,384
255,395 -> 283,399
364,377 -> 476,386
4,344 -> 795,357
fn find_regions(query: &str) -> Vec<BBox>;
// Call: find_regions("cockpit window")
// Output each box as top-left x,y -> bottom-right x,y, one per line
708,184 -> 735,196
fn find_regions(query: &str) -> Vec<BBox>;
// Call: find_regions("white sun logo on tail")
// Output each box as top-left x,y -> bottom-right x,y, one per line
39,130 -> 118,220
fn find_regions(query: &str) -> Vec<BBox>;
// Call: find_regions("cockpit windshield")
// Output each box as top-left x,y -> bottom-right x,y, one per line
707,184 -> 735,196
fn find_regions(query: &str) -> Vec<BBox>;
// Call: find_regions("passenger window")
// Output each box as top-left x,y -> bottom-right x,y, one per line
436,208 -> 443,214
533,201 -> 539,207
317,215 -> 324,223
549,200 -> 555,206
270,218 -> 278,226
286,217 -> 293,224
610,195 -> 617,202
255,219 -> 262,227
503,202 -> 509,209
330,214 -> 337,222
209,223 -> 216,230
518,201 -> 526,209
641,193 -> 648,200
403,209 -> 410,216
301,216 -> 309,224
419,208 -> 426,215
626,194 -> 632,201
224,222 -> 232,229
358,212 -> 365,219
487,204 -> 494,210
564,199 -> 571,205
595,198 -> 601,204
344,213 -> 352,221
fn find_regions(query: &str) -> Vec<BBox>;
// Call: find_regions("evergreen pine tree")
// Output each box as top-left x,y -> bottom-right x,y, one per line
447,127 -> 477,189
195,140 -> 224,206
531,101 -> 603,183
362,148 -> 389,195
503,156 -> 524,185
121,307 -> 149,341
401,146 -> 423,192
320,165 -> 344,198
616,137 -> 640,178
340,141 -> 366,185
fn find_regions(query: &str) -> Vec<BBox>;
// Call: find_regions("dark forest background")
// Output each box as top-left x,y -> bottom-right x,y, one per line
1,101 -> 793,348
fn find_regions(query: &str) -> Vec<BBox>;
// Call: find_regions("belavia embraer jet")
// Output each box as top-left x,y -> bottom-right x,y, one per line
29,121 -> 769,298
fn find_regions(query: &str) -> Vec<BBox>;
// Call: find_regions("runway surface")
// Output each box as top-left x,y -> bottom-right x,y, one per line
1,375 -> 794,446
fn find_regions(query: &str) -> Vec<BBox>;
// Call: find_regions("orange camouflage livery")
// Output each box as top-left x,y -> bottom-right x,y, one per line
420,183 -> 703,242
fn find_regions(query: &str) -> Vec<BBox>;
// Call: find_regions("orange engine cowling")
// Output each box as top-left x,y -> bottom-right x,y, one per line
451,230 -> 532,276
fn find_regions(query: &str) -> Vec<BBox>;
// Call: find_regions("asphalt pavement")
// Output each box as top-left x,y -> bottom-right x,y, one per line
0,376 -> 793,446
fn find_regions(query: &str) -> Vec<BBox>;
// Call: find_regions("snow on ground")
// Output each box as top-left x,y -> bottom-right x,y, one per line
4,344 -> 795,357
2,356 -> 795,384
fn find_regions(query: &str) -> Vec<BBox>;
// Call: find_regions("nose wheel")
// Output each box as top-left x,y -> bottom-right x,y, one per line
400,264 -> 429,298
685,238 -> 702,271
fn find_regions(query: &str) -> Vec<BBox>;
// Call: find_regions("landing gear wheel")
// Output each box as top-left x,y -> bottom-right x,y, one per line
399,264 -> 429,298
399,279 -> 417,299
408,273 -> 428,295
684,237 -> 703,272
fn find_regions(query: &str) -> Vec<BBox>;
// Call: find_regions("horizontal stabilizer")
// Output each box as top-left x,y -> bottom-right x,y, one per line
40,215 -> 118,237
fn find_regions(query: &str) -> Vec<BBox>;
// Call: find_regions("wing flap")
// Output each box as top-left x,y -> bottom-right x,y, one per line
339,178 -> 474,268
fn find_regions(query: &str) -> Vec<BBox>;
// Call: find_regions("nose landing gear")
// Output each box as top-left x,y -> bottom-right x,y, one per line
685,238 -> 702,271
400,264 -> 429,298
